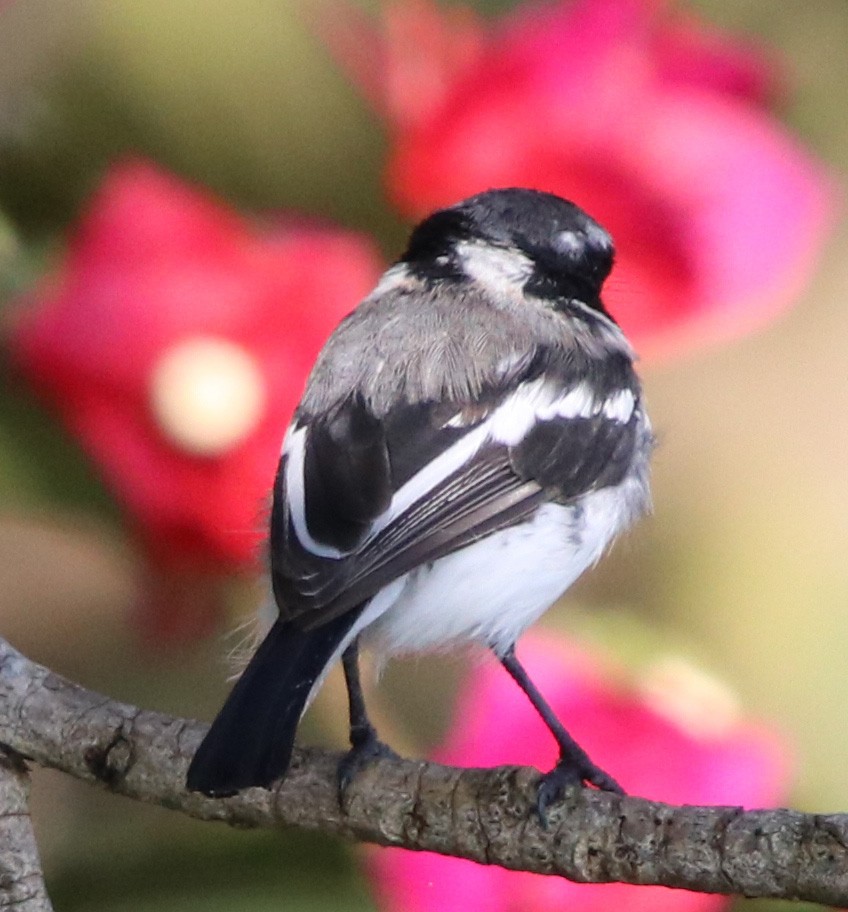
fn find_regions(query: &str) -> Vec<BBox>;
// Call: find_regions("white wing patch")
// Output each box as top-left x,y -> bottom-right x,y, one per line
488,377 -> 552,445
283,379 -> 636,558
283,426 -> 346,560
537,380 -> 597,421
601,388 -> 635,423
489,378 -> 634,445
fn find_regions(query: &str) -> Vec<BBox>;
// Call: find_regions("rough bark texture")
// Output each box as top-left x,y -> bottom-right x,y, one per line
1,636 -> 847,907
0,748 -> 52,911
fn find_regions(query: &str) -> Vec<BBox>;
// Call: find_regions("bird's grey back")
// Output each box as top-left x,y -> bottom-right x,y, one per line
298,277 -> 632,418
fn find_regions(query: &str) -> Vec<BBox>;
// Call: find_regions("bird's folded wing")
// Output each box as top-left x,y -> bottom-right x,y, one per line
271,377 -> 641,628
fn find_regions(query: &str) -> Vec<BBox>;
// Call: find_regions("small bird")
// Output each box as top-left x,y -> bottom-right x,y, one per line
187,188 -> 653,816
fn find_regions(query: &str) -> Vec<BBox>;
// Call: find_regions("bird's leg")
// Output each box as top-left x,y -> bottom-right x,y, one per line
498,645 -> 624,823
338,638 -> 398,796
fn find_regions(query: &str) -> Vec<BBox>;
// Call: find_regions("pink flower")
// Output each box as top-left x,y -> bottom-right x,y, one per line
10,160 -> 383,639
369,635 -> 790,912
331,0 -> 835,357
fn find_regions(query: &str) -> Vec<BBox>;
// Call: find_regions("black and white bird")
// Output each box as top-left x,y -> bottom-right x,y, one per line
187,188 -> 653,815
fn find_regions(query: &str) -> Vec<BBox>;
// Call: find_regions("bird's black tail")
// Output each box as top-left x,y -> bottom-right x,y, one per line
186,612 -> 360,796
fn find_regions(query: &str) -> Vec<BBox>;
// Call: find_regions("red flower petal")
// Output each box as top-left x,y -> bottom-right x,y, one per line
11,159 -> 383,578
334,0 -> 835,358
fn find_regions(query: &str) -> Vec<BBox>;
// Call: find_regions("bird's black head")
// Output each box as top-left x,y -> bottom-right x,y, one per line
401,188 -> 616,315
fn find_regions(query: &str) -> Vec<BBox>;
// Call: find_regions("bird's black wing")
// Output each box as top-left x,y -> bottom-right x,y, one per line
271,360 -> 644,629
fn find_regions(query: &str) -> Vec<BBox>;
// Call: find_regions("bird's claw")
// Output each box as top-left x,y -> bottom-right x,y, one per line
337,727 -> 399,801
536,757 -> 624,826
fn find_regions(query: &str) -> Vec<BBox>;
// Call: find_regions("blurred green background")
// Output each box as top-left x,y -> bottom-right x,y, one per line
0,1 -> 846,910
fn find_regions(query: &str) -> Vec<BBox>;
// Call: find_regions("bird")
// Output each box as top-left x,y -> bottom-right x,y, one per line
186,187 -> 653,817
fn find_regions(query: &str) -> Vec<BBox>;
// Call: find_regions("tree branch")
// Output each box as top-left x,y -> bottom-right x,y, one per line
1,636 -> 846,907
0,747 -> 53,911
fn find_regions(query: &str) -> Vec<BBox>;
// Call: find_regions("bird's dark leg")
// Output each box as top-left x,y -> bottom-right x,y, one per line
338,638 -> 398,796
499,645 -> 624,822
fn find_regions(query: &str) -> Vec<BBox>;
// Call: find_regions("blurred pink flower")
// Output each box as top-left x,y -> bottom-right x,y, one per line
10,159 -> 383,641
331,0 -> 835,357
369,634 -> 790,912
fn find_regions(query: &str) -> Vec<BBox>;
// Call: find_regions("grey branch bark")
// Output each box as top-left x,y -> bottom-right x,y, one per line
0,635 -> 846,907
0,748 -> 52,911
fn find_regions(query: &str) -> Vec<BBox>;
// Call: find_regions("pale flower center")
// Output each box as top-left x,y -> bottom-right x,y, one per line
638,656 -> 741,741
150,337 -> 266,456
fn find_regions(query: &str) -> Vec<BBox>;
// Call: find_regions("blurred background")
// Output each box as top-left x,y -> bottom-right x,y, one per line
0,0 -> 846,910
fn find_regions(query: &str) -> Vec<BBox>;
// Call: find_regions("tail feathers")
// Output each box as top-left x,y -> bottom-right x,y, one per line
187,612 -> 360,796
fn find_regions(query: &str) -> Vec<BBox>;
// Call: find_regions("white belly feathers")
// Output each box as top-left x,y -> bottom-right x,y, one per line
364,475 -> 642,657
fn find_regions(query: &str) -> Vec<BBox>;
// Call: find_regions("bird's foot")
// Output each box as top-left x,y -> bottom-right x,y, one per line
536,755 -> 624,826
337,724 -> 399,802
